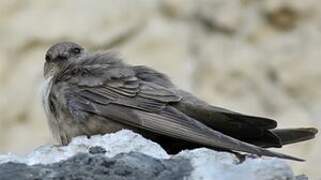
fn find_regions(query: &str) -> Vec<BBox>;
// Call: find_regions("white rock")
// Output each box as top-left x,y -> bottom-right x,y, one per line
0,130 -> 168,165
0,130 -> 295,180
175,148 -> 294,180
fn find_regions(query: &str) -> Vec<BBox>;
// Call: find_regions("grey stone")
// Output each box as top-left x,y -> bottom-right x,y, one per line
0,152 -> 192,180
295,174 -> 308,180
88,146 -> 107,155
0,130 -> 297,180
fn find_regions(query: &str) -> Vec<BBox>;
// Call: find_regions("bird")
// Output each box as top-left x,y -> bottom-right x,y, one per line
42,41 -> 318,161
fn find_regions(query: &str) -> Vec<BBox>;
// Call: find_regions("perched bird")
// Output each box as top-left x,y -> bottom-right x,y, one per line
42,42 -> 318,161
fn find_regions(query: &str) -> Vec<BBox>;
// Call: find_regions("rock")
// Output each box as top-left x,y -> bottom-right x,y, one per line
88,146 -> 107,154
0,130 -> 297,180
0,130 -> 169,165
295,174 -> 308,180
177,149 -> 294,180
0,153 -> 191,180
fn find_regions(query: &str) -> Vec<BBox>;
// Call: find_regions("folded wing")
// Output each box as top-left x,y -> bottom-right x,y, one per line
56,53 -> 304,161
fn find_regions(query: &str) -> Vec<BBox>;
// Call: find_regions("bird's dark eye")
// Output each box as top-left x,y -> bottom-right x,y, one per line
71,47 -> 81,54
45,55 -> 51,62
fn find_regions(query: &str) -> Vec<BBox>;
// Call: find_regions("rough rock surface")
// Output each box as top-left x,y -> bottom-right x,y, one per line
0,152 -> 191,180
0,0 -> 320,178
0,130 -> 296,180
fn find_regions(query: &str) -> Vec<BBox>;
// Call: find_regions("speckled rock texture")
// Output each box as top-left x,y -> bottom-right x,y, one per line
0,130 -> 298,180
0,152 -> 192,180
0,0 -> 320,178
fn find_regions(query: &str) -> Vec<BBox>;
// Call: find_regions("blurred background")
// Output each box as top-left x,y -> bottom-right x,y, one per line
0,0 -> 320,178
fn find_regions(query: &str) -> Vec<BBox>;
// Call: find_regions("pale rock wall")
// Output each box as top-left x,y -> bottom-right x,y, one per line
0,0 -> 320,178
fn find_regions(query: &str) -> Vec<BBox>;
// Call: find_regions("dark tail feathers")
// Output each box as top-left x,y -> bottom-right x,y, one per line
272,128 -> 318,146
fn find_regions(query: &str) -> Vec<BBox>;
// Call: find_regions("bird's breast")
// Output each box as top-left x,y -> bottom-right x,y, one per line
41,76 -> 54,116
41,76 -> 64,143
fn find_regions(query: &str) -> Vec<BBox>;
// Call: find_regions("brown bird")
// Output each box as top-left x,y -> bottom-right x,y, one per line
42,42 -> 318,161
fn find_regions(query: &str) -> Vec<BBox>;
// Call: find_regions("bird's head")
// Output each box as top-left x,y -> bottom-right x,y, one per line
44,42 -> 85,79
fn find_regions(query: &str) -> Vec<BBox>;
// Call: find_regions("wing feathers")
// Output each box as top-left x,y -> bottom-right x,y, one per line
92,103 -> 303,161
55,52 -> 306,161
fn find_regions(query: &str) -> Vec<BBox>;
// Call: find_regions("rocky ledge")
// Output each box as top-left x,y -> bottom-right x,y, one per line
0,130 -> 306,180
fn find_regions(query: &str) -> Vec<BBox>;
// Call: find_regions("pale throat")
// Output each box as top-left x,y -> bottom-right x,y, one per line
41,76 -> 54,117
